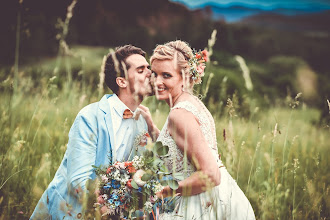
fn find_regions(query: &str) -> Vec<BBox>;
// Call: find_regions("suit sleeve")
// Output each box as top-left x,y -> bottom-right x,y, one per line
66,112 -> 98,191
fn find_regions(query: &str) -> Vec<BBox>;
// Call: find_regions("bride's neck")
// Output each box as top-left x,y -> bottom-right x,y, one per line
170,91 -> 192,107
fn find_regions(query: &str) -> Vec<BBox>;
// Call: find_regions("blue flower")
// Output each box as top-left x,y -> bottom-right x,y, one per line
111,181 -> 121,189
115,201 -> 121,206
103,185 -> 111,189
108,199 -> 114,204
112,194 -> 119,200
138,187 -> 142,192
162,175 -> 173,181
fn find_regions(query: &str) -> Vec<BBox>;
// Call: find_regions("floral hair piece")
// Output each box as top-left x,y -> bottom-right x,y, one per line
188,49 -> 209,84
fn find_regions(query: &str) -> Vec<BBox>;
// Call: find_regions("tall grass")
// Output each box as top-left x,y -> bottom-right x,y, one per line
1,46 -> 329,218
0,1 -> 329,219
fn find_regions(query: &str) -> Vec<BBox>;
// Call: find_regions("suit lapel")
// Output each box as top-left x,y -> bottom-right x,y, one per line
99,94 -> 116,164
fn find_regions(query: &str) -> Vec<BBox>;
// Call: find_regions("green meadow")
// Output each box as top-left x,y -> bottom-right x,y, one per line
0,45 -> 329,219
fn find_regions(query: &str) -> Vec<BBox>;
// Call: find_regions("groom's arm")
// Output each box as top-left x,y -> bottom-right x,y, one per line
67,112 -> 98,191
65,109 -> 98,214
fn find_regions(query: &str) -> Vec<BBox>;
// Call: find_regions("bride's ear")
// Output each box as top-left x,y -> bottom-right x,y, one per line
116,77 -> 127,89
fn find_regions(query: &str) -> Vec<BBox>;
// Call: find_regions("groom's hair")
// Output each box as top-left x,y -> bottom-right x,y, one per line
104,45 -> 146,94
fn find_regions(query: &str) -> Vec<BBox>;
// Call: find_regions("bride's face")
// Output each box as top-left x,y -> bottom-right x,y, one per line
151,59 -> 183,103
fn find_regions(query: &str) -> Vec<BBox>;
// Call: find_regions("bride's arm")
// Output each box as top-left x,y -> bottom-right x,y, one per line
138,104 -> 160,141
158,109 -> 221,197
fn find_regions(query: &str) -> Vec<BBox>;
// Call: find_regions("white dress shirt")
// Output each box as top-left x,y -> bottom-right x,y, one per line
107,94 -> 147,162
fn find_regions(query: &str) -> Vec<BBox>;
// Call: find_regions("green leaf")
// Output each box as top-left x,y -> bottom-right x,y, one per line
143,150 -> 154,158
155,142 -> 169,156
141,173 -> 152,181
152,158 -> 164,167
173,172 -> 185,181
168,180 -> 179,190
160,180 -> 168,186
131,179 -> 139,189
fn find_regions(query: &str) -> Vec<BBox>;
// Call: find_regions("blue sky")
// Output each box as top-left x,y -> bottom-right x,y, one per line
170,0 -> 330,10
170,0 -> 330,22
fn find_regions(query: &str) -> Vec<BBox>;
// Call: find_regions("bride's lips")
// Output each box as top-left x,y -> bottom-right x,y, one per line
156,87 -> 166,93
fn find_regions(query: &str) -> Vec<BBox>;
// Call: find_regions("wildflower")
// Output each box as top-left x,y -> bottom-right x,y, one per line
100,206 -> 109,215
127,165 -> 136,173
126,179 -> 133,189
144,201 -> 153,211
101,175 -> 108,183
132,156 -> 144,169
202,50 -> 209,62
124,162 -> 133,167
133,170 -> 147,186
97,196 -> 105,204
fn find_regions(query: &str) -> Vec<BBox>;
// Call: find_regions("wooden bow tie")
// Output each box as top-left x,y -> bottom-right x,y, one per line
123,109 -> 133,119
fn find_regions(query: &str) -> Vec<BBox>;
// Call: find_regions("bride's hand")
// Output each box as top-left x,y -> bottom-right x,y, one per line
138,104 -> 160,141
156,186 -> 178,199
137,104 -> 152,121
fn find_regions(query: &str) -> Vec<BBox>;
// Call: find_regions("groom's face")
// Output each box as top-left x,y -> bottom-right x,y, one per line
125,54 -> 152,99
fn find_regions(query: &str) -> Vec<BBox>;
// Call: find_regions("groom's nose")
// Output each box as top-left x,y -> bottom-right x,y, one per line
146,67 -> 152,78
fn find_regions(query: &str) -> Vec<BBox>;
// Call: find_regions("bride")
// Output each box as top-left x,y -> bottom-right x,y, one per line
149,40 -> 255,219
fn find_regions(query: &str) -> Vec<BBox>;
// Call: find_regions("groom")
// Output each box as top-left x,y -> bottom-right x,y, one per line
30,45 -> 158,219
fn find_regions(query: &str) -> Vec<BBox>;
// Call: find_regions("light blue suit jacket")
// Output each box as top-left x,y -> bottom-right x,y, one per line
30,94 -> 147,219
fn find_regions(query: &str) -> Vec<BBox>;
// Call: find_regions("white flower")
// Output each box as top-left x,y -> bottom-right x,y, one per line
153,183 -> 164,196
112,169 -> 121,181
132,156 -> 144,169
102,194 -> 108,200
120,173 -> 130,185
133,169 -> 147,186
119,162 -> 126,169
100,175 -> 108,183
144,201 -> 153,212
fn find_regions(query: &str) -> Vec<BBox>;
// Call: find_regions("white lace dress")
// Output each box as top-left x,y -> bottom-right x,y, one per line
157,98 -> 255,220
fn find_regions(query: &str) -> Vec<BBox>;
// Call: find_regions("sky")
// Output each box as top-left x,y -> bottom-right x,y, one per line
170,0 -> 330,22
170,0 -> 330,10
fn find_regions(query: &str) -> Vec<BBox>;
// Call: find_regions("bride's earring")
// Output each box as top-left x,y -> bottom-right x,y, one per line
182,85 -> 185,92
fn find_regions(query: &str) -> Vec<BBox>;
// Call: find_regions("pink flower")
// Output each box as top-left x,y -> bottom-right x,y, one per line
97,195 -> 105,204
202,50 -> 209,62
139,136 -> 148,146
101,175 -> 108,183
197,63 -> 206,76
100,206 -> 109,215
149,195 -> 157,203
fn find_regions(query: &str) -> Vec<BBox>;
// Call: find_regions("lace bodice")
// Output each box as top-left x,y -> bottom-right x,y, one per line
157,97 -> 224,181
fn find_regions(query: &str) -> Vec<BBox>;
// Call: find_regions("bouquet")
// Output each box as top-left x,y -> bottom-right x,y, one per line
92,135 -> 179,219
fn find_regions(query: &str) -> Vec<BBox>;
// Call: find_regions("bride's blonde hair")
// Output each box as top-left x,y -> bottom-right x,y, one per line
150,40 -> 195,89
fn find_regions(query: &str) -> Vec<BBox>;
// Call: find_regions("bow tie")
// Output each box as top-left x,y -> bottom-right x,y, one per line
123,109 -> 134,119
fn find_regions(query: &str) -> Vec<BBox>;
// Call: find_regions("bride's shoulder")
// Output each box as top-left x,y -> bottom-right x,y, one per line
167,108 -> 200,135
168,105 -> 198,125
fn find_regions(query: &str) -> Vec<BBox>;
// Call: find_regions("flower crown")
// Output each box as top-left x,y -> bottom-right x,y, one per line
187,49 -> 209,84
